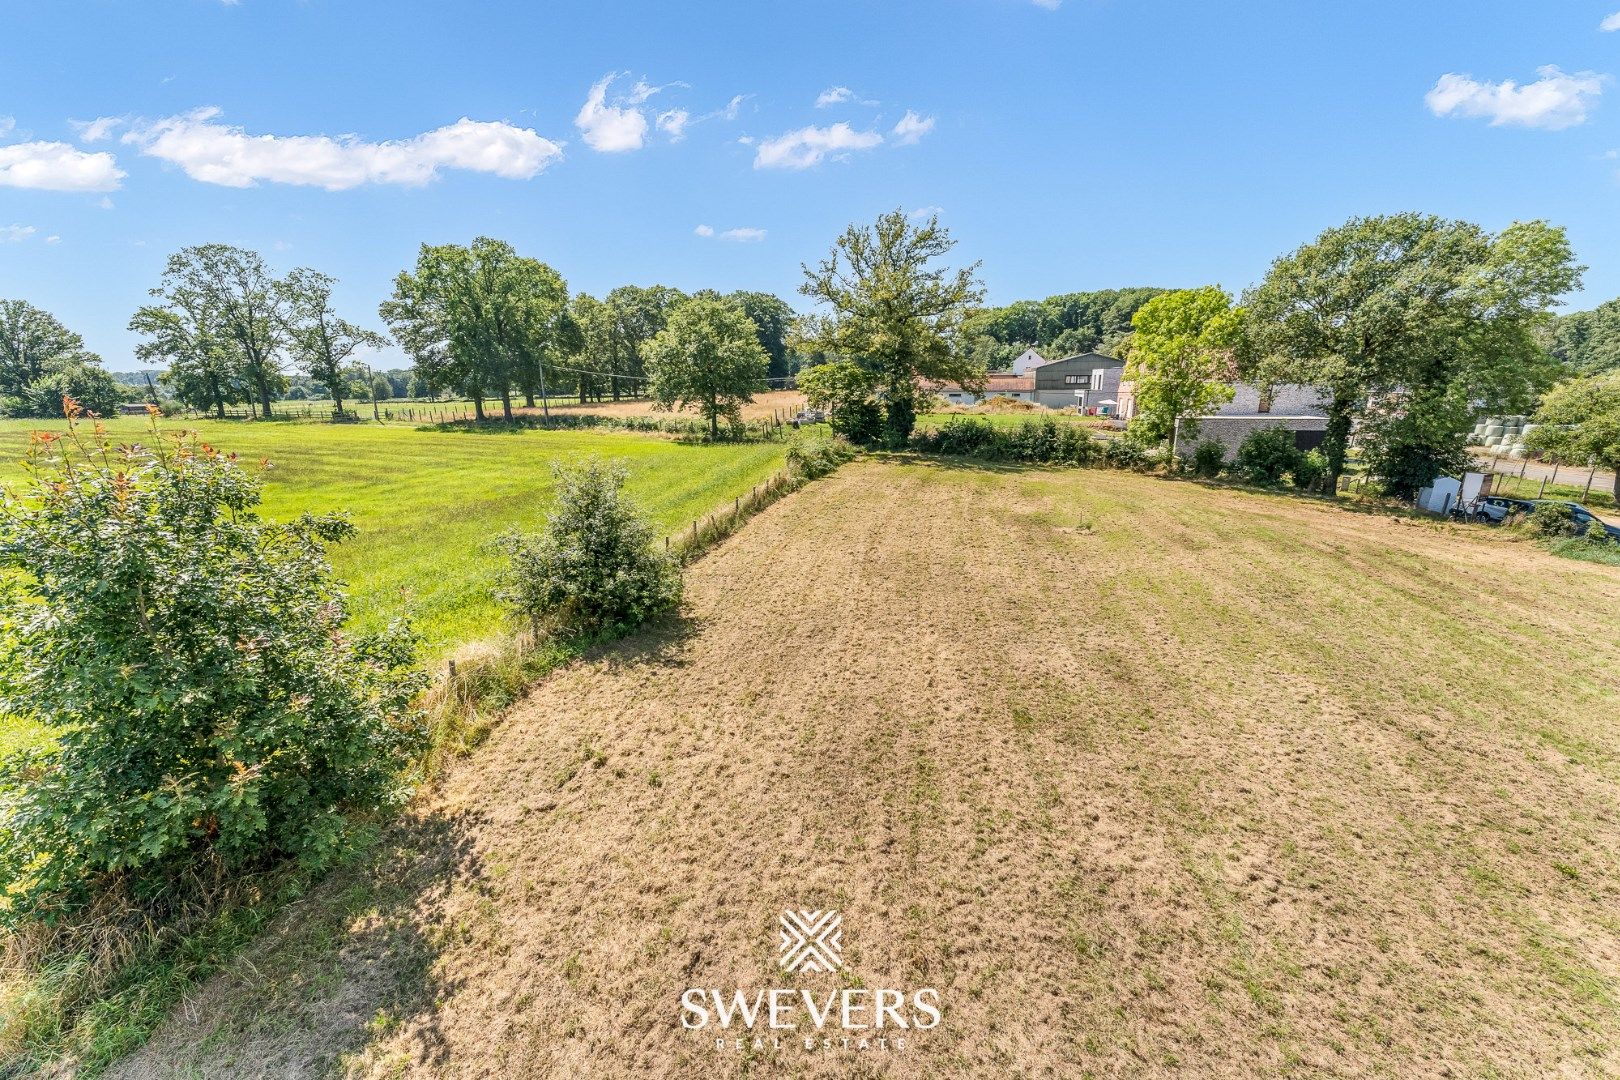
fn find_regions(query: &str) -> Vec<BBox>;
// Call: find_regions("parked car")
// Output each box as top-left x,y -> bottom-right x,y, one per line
1451,496 -> 1534,524
1452,496 -> 1620,538
1550,501 -> 1620,540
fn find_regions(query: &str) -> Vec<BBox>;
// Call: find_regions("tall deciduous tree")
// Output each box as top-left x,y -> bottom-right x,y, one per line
507,261 -> 571,413
727,290 -> 799,381
1544,297 -> 1620,375
147,245 -> 289,419
381,238 -> 568,422
1526,373 -> 1620,506
568,293 -> 615,404
604,284 -> 686,400
1243,214 -> 1581,494
0,299 -> 121,417
0,299 -> 100,398
1123,287 -> 1241,455
129,293 -> 244,419
646,297 -> 769,437
799,210 -> 985,445
279,268 -> 388,418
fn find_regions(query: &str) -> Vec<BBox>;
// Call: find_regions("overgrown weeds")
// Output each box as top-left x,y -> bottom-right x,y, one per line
910,416 -> 1106,466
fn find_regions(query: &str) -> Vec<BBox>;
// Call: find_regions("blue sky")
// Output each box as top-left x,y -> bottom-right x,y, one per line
2,0 -> 1618,370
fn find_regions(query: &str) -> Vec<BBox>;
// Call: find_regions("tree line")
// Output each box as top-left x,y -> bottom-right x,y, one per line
0,300 -> 124,417
1119,214 -> 1594,498
2,209 -> 1611,500
961,286 -> 1167,368
0,242 -> 802,423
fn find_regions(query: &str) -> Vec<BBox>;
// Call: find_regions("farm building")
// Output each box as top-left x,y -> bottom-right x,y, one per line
1033,353 -> 1126,413
1167,383 -> 1332,460
1010,347 -> 1050,375
929,373 -> 1036,405
1173,414 -> 1329,461
1116,380 -> 1327,422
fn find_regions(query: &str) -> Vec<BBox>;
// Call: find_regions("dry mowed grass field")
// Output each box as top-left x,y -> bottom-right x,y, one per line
116,459 -> 1620,1079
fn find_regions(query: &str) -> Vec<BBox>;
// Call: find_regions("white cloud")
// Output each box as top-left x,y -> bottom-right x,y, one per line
815,86 -> 879,108
625,78 -> 674,106
0,140 -> 125,191
717,95 -> 746,121
1425,66 -> 1606,130
575,73 -> 651,151
753,122 -> 883,169
909,205 -> 944,220
123,107 -> 562,188
1602,11 -> 1620,31
657,108 -> 690,141
70,116 -> 122,143
1,224 -> 37,243
97,195 -> 115,210
45,234 -> 60,244
694,224 -> 765,241
0,117 -> 13,138
891,110 -> 936,144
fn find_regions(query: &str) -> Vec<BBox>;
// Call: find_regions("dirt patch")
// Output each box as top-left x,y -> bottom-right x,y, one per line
116,460 -> 1620,1078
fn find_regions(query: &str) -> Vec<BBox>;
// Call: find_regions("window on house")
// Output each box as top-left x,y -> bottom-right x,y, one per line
1064,374 -> 1082,385
1089,370 -> 1103,391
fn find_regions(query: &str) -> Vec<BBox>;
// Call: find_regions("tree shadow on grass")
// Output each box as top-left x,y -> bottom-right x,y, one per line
885,451 -> 1051,476
115,808 -> 487,1079
588,607 -> 702,676
898,451 -> 1452,525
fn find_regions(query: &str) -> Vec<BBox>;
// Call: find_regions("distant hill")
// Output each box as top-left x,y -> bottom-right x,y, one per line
1545,297 -> 1620,375
962,287 -> 1168,369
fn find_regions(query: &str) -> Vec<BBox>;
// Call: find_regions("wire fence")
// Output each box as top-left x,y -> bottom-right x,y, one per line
1475,452 -> 1610,506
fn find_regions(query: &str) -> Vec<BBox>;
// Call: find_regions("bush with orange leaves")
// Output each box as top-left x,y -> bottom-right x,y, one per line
0,403 -> 425,927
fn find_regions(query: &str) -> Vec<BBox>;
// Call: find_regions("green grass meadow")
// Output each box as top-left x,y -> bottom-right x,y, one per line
0,417 -> 788,759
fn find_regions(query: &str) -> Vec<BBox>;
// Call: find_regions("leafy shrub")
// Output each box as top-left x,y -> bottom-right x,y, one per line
496,459 -> 682,636
0,410 -> 426,926
798,361 -> 883,444
1,366 -> 122,419
831,398 -> 884,444
1526,502 -> 1580,538
1586,519 -> 1614,544
910,417 -> 1100,465
786,432 -> 858,479
913,417 -> 999,457
881,396 -> 918,449
1191,440 -> 1226,478
1234,427 -> 1301,485
1291,449 -> 1329,492
1102,437 -> 1152,471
